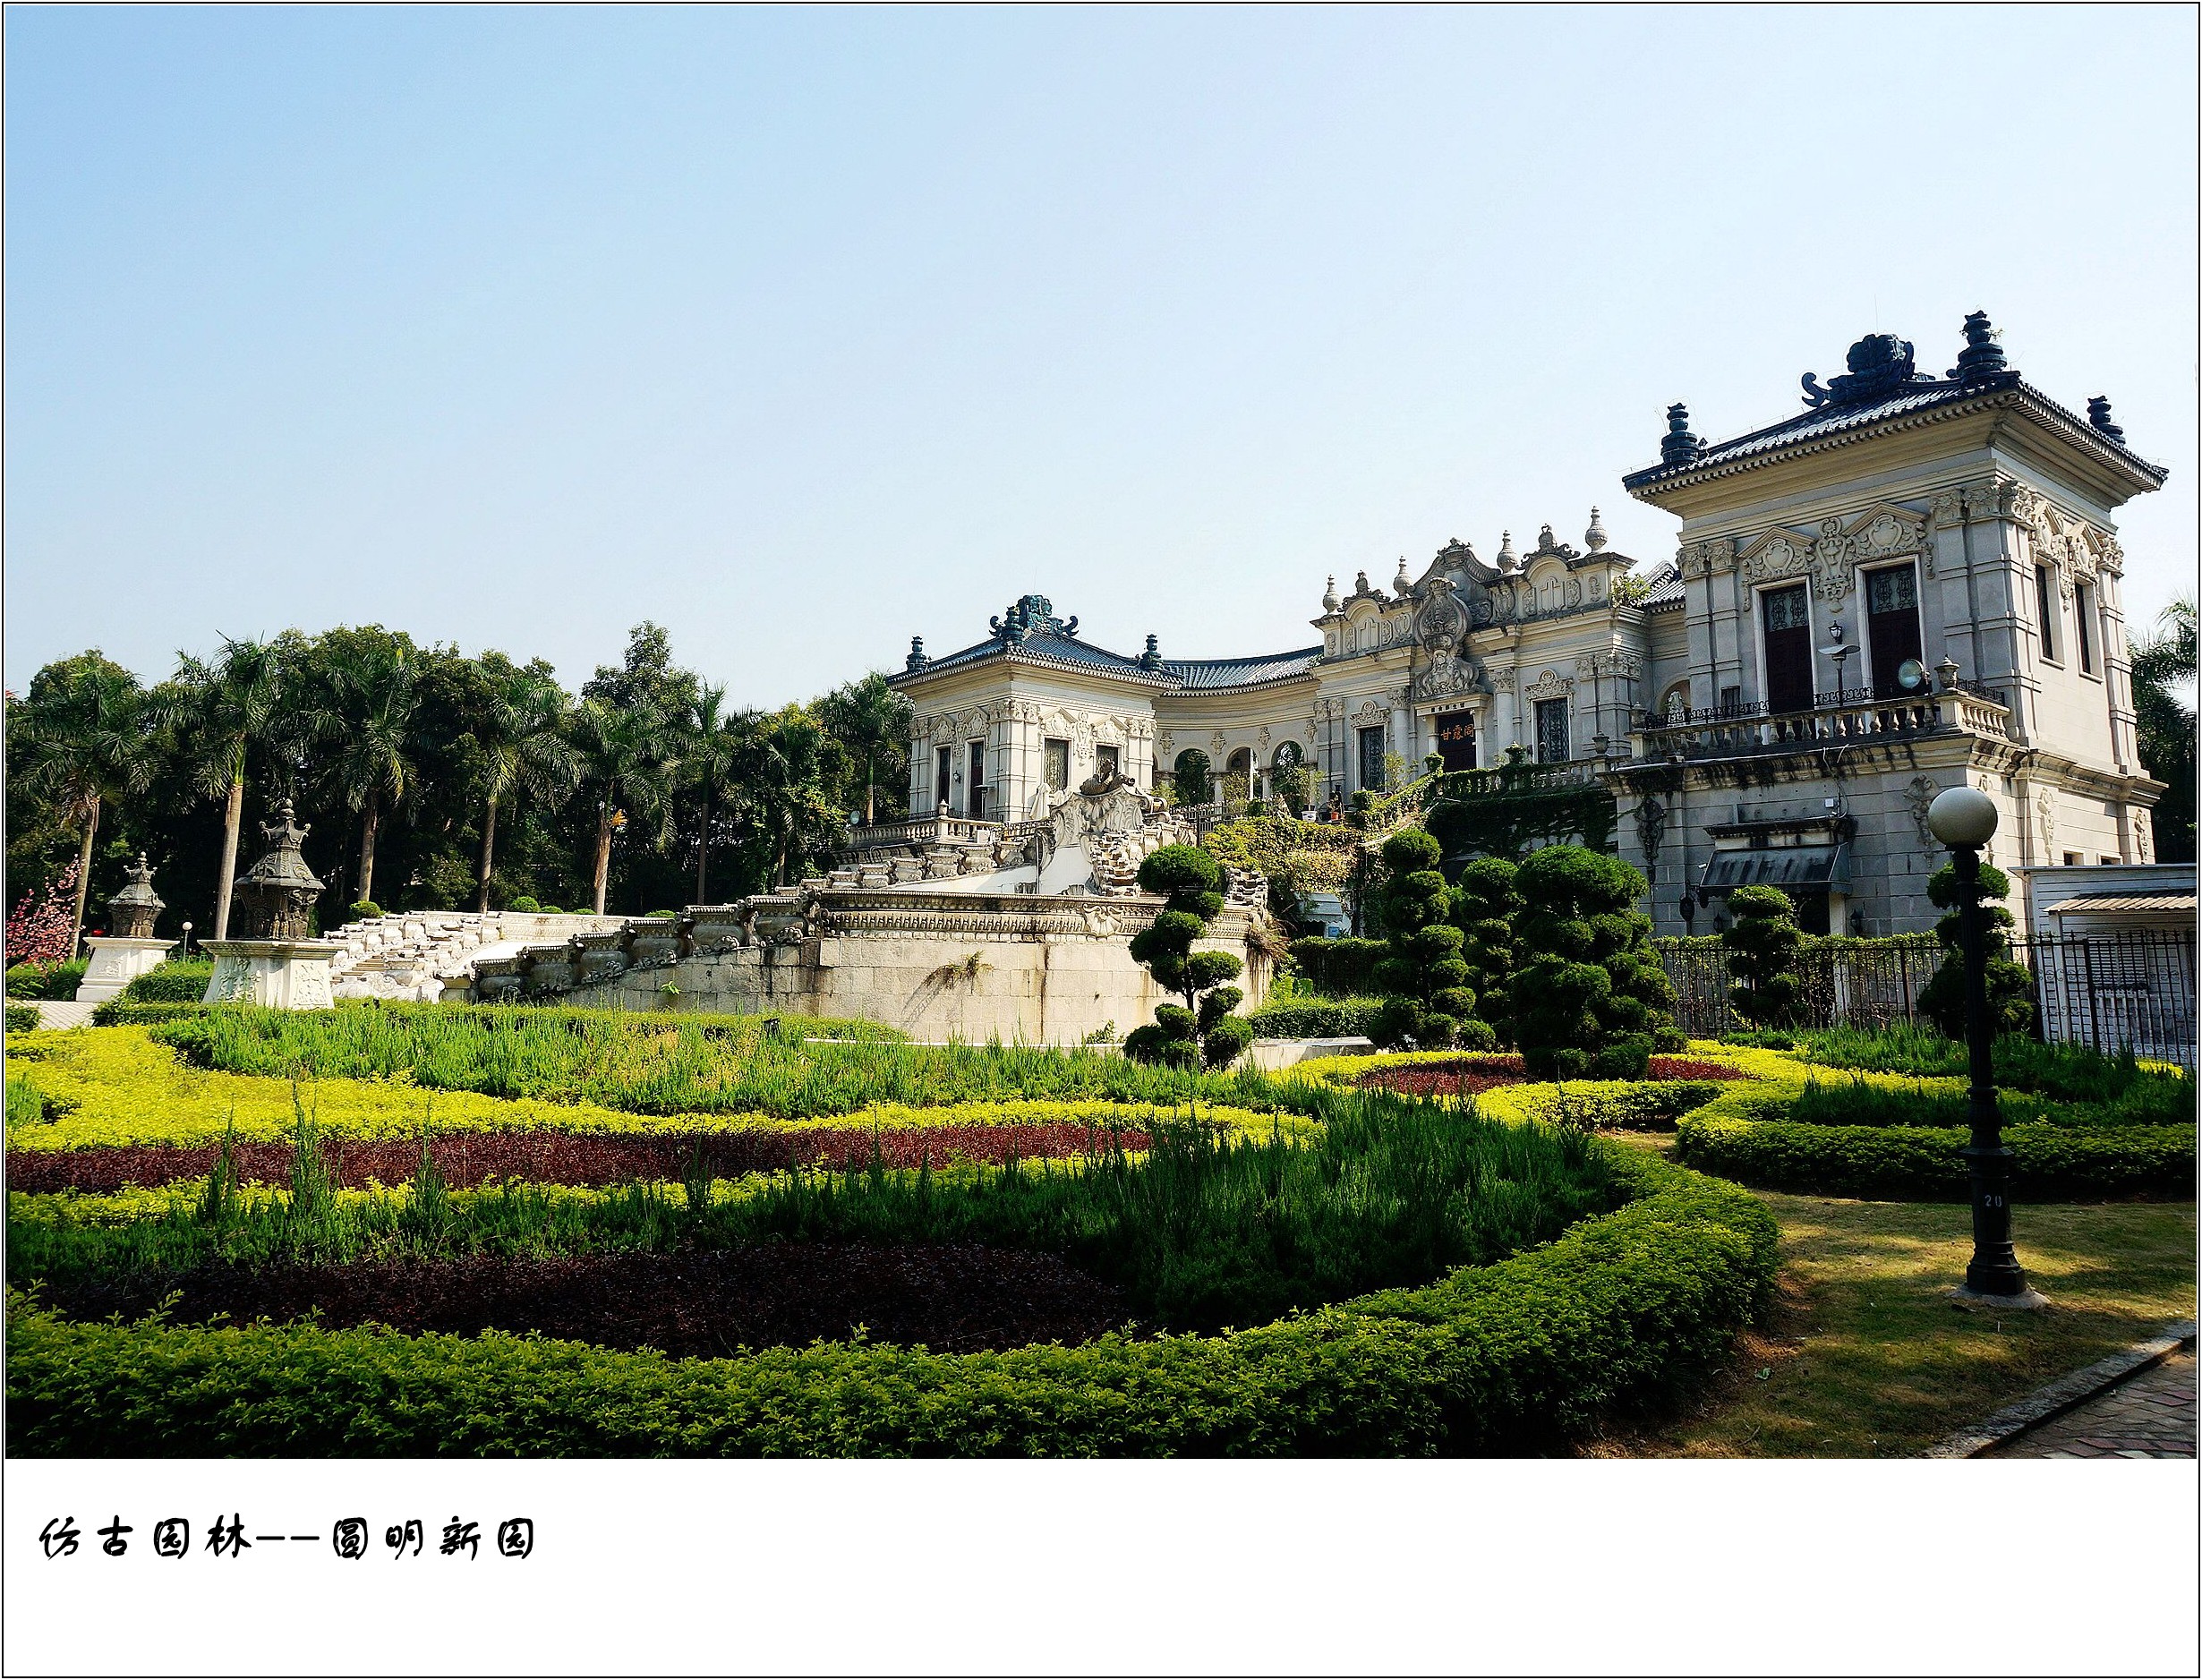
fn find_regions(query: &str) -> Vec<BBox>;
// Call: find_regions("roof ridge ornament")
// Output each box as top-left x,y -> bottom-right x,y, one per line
1659,405 -> 1701,468
905,635 -> 928,672
1947,310 -> 2014,385
1321,575 -> 1341,613
1584,507 -> 1609,551
1139,633 -> 1163,671
1800,332 -> 1932,409
2087,396 -> 2127,444
988,593 -> 1075,645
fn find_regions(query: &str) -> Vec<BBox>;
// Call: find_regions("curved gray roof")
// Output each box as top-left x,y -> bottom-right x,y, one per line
893,627 -> 1320,693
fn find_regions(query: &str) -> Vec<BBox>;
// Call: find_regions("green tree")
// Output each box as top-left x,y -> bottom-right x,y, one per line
570,699 -> 677,914
1124,844 -> 1249,1068
2131,593 -> 2196,864
1367,828 -> 1478,1050
1722,884 -> 1805,1029
815,672 -> 913,827
1917,860 -> 2036,1039
682,683 -> 738,903
725,704 -> 844,891
158,637 -> 289,939
13,652 -> 154,953
300,630 -> 422,912
466,660 -> 576,912
1451,856 -> 1522,1045
1509,845 -> 1678,1079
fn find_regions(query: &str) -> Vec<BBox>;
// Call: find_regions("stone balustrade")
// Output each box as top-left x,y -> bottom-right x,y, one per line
1634,687 -> 2013,763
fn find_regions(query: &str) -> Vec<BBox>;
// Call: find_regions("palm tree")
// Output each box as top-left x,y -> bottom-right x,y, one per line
304,638 -> 421,909
730,704 -> 839,890
17,655 -> 154,954
159,636 -> 287,939
815,671 -> 912,825
2131,593 -> 2198,863
471,666 -> 577,911
684,683 -> 738,902
570,698 -> 676,914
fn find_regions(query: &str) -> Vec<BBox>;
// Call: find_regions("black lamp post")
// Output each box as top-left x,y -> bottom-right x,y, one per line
1925,786 -> 2046,1308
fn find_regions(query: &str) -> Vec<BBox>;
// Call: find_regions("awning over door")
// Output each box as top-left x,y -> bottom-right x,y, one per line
1699,843 -> 1851,892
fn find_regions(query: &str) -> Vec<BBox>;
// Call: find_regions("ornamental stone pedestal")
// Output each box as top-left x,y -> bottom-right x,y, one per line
75,852 -> 178,1003
201,799 -> 340,1010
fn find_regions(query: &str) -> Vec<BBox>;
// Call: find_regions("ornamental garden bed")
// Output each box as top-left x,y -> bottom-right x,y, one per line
32,1244 -> 1133,1358
1351,1053 -> 1753,1099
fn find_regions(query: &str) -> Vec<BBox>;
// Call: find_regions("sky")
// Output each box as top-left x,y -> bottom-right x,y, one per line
6,5 -> 2197,703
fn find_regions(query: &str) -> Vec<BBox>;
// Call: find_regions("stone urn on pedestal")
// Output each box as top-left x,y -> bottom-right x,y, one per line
74,853 -> 179,1002
200,799 -> 342,1009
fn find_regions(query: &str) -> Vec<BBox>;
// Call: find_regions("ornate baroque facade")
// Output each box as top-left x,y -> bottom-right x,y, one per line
889,316 -> 2168,935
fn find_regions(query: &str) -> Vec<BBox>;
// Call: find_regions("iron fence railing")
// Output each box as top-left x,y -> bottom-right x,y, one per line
1656,930 -> 2197,1068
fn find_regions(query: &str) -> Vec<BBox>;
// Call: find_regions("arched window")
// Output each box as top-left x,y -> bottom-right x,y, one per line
1661,682 -> 1691,722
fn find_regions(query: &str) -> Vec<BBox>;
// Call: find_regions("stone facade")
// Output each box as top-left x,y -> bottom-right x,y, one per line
888,316 -> 2167,937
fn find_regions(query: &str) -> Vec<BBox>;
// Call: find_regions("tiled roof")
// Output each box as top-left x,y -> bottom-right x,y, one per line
2044,891 -> 2197,916
1163,649 -> 1323,689
1638,560 -> 1686,611
896,630 -> 1320,692
1623,375 -> 2169,492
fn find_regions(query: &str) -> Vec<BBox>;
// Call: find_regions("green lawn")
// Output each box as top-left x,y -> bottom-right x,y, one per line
1592,1139 -> 2196,1456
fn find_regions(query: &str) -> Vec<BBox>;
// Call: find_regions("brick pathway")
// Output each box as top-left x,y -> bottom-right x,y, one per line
1987,1349 -> 2197,1459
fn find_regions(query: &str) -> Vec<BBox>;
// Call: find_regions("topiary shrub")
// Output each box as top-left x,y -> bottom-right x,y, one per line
1916,860 -> 2036,1039
1509,845 -> 1679,1079
1124,845 -> 1248,1069
1723,885 -> 1805,1029
508,896 -> 542,912
1452,857 -> 1522,1048
349,901 -> 384,922
1366,829 -> 1472,1050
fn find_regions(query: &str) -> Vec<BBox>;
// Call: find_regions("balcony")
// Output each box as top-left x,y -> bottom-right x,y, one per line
1634,684 -> 2012,763
843,812 -> 1003,854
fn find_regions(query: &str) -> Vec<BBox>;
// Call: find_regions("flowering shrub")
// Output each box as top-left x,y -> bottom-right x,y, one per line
4,863 -> 79,968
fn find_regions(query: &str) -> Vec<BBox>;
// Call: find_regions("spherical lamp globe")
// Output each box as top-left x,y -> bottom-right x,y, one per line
1926,786 -> 1999,849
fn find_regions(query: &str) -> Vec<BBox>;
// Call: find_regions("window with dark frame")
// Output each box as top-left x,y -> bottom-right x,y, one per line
1095,743 -> 1120,780
2075,581 -> 2096,674
1760,583 -> 1814,712
1534,696 -> 1570,764
967,739 -> 986,820
1357,725 -> 1387,791
2036,564 -> 2060,662
935,745 -> 952,813
1865,565 -> 1925,697
1043,738 -> 1070,791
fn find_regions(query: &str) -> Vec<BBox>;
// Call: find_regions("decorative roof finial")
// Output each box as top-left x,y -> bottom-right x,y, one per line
1393,555 -> 1413,594
1321,575 -> 1340,613
2087,396 -> 2126,444
1139,634 -> 1163,671
905,635 -> 927,672
1353,569 -> 1370,595
1496,530 -> 1519,571
1584,507 -> 1609,551
1660,404 -> 1701,467
1537,523 -> 1558,552
1948,310 -> 2011,384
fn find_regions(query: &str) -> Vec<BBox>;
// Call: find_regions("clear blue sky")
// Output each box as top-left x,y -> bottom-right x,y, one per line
7,6 -> 2195,703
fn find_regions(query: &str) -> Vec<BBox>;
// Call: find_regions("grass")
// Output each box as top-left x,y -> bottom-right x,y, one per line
1590,1137 -> 2198,1457
1790,1023 -> 2188,1104
149,1004 -> 1315,1119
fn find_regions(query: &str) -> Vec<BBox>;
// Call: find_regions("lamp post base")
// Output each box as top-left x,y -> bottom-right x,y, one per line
1948,1283 -> 2052,1311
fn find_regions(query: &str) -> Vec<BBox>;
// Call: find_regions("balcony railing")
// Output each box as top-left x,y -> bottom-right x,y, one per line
843,812 -> 1003,853
1635,686 -> 2011,760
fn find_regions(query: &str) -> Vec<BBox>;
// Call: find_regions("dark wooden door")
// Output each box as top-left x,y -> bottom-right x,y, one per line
1434,710 -> 1478,772
1761,584 -> 1814,712
1865,566 -> 1924,696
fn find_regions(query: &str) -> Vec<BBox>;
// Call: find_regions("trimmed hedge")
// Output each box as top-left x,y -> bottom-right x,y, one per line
1246,997 -> 1384,1039
1676,1115 -> 2198,1201
116,959 -> 216,1004
1503,1081 -> 1728,1134
4,959 -> 88,1001
89,1001 -> 218,1028
6,1151 -> 1779,1457
1286,938 -> 1387,998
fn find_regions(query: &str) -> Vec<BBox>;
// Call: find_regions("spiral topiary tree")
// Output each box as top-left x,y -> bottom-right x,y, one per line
1917,859 -> 2037,1040
1367,828 -> 1475,1049
1451,856 -> 1521,1047
1722,884 -> 1805,1029
1509,845 -> 1680,1079
1124,843 -> 1250,1069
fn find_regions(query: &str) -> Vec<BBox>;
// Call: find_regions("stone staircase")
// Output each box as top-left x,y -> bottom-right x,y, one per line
326,910 -> 622,1002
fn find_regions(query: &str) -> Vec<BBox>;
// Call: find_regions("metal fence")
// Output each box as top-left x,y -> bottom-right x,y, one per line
1657,929 -> 2198,1068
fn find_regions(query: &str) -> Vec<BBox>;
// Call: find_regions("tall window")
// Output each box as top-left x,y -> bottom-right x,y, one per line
1043,738 -> 1070,791
2036,564 -> 2060,662
1761,583 -> 1814,712
1095,743 -> 1120,780
967,739 -> 986,820
2074,582 -> 2097,675
935,745 -> 952,813
1534,697 -> 1570,764
1358,725 -> 1387,792
1865,565 -> 1925,696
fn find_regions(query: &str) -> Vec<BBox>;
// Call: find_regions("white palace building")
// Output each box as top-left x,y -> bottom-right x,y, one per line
888,316 -> 2169,937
